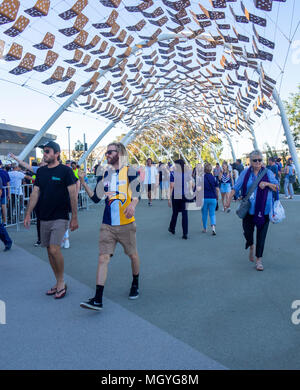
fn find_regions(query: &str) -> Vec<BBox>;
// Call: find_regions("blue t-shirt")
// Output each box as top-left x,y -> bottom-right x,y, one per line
0,169 -> 10,198
233,167 -> 279,215
204,173 -> 218,199
267,164 -> 279,180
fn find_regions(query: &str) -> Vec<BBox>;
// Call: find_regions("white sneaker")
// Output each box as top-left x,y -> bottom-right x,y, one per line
64,239 -> 70,249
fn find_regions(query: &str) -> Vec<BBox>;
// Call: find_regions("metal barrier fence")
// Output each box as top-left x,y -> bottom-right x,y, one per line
1,179 -> 96,231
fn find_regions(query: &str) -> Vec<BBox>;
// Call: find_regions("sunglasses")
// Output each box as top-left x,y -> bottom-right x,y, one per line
43,149 -> 51,154
252,159 -> 262,163
105,150 -> 117,156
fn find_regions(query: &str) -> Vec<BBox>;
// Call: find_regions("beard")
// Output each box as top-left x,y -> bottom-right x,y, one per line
108,154 -> 119,165
43,155 -> 55,164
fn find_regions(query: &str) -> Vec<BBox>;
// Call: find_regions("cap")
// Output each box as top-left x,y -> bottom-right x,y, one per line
39,141 -> 61,153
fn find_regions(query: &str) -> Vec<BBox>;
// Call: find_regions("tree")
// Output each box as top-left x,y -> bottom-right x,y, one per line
127,116 -> 223,166
284,84 -> 300,148
72,140 -> 84,161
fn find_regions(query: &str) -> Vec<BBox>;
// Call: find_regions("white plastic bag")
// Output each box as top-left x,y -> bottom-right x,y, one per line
269,200 -> 285,224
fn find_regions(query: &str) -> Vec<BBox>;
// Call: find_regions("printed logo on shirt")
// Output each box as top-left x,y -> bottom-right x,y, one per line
52,176 -> 61,181
107,191 -> 127,206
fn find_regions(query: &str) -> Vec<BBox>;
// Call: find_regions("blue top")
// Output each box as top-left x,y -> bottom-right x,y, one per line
267,164 -> 279,180
285,165 -> 295,178
0,168 -> 10,199
204,173 -> 218,199
233,167 -> 279,215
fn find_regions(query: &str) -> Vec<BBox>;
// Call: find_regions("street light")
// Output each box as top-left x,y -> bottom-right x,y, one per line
66,126 -> 71,160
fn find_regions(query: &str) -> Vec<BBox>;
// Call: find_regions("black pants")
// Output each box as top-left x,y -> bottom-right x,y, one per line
169,199 -> 188,236
242,213 -> 270,258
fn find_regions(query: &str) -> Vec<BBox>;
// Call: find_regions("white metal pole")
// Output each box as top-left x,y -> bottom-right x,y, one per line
225,132 -> 236,162
272,87 -> 300,179
248,125 -> 259,150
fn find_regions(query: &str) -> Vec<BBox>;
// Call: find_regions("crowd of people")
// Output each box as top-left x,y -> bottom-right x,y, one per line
0,141 -> 297,310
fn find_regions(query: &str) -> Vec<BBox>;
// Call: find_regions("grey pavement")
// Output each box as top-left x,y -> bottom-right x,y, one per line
0,246 -> 224,370
1,196 -> 300,370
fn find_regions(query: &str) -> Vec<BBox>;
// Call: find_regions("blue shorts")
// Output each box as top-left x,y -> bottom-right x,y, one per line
220,183 -> 231,193
1,197 -> 6,205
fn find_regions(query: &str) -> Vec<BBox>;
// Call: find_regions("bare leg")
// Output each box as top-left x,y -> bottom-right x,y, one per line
96,254 -> 111,286
47,247 -> 59,287
47,245 -> 65,291
249,244 -> 255,262
148,190 -> 152,204
221,193 -> 225,210
129,252 -> 140,276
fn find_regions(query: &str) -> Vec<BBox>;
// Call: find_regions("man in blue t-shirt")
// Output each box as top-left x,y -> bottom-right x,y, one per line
0,176 -> 12,251
267,157 -> 279,180
0,160 -> 10,225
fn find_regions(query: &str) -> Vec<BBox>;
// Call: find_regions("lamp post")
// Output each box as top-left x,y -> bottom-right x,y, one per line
66,126 -> 71,160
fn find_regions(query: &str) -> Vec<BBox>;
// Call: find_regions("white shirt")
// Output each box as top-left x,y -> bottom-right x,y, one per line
8,171 -> 25,195
144,166 -> 158,185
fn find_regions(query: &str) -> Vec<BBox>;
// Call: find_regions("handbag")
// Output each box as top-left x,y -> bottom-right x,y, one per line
289,174 -> 296,184
269,194 -> 285,223
236,168 -> 268,219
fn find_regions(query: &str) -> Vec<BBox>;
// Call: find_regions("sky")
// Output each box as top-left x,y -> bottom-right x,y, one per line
0,0 -> 299,162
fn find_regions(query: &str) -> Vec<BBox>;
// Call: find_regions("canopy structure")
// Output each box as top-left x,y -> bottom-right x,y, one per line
0,0 -> 298,175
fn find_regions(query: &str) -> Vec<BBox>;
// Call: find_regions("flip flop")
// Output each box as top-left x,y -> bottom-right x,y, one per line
54,284 -> 67,299
46,287 -> 57,296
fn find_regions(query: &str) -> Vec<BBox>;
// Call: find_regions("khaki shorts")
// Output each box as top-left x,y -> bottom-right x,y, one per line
99,222 -> 137,256
40,219 -> 69,248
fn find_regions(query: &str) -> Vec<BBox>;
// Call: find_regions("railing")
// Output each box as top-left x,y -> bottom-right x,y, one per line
1,178 -> 96,230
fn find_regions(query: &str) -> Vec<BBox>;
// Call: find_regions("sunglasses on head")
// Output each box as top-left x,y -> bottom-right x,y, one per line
252,159 -> 262,163
105,150 -> 117,156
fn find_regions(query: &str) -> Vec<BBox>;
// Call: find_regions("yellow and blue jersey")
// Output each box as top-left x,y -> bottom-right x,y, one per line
91,166 -> 140,226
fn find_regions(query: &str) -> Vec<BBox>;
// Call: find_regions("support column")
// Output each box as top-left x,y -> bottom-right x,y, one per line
211,145 -> 220,164
225,132 -> 236,162
248,125 -> 259,150
272,87 -> 300,179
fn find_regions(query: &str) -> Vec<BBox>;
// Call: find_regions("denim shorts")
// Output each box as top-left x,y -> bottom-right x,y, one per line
220,183 -> 231,193
1,197 -> 6,205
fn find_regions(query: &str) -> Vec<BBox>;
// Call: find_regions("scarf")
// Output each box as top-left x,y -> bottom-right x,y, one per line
242,167 -> 269,228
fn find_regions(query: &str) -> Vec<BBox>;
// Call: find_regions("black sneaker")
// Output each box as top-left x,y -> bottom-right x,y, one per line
4,244 -> 12,252
168,227 -> 175,235
129,285 -> 139,300
80,298 -> 103,311
34,241 -> 41,247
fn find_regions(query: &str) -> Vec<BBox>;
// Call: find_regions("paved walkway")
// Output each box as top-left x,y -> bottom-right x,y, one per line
1,195 -> 300,370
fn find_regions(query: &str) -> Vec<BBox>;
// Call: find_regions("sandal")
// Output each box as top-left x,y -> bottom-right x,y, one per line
46,286 -> 57,296
54,284 -> 67,299
256,260 -> 264,271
